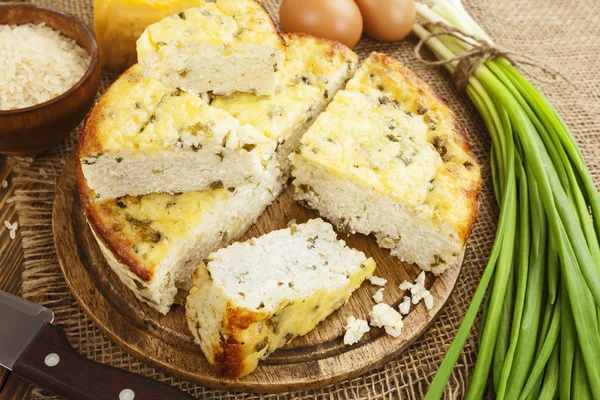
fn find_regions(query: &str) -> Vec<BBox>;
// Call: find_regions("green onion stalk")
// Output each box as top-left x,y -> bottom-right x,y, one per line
412,1 -> 600,398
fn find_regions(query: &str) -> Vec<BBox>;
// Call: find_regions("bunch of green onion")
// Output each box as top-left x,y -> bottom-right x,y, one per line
412,1 -> 600,398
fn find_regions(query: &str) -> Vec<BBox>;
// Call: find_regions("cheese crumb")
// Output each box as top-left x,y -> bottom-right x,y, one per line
399,296 -> 411,315
372,288 -> 384,303
399,271 -> 434,311
399,280 -> 413,290
343,316 -> 370,345
367,275 -> 387,286
411,277 -> 429,304
2,180 -> 7,188
416,271 -> 426,286
424,292 -> 434,310
370,303 -> 404,337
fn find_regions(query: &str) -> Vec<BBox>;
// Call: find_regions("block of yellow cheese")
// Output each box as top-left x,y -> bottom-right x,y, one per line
93,0 -> 203,71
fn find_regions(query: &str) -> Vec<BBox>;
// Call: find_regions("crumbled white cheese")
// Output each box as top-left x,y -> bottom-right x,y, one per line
399,296 -> 411,315
399,271 -> 434,311
370,303 -> 404,337
411,284 -> 429,304
4,221 -> 11,229
416,271 -> 426,286
343,316 -> 370,345
2,180 -> 7,188
399,280 -> 413,290
372,288 -> 384,303
424,292 -> 434,310
367,275 -> 387,286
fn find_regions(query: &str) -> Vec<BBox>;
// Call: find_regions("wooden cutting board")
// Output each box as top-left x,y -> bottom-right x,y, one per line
53,153 -> 464,393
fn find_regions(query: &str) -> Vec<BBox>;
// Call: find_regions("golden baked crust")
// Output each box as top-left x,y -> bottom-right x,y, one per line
78,65 -> 159,158
210,32 -> 358,141
77,158 -> 152,282
185,221 -> 376,379
298,52 -> 481,244
77,33 -> 358,287
216,0 -> 286,46
212,305 -> 261,378
77,157 -> 230,283
135,0 -> 286,96
358,53 -> 482,242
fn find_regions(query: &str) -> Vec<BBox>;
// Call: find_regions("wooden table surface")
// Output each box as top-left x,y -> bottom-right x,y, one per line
0,156 -> 36,399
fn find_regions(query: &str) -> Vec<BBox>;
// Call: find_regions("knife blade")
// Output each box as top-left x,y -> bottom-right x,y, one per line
0,290 -> 54,370
0,290 -> 196,400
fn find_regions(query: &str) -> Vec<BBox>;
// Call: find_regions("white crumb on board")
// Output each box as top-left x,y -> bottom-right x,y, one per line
367,275 -> 387,286
372,288 -> 384,303
399,296 -> 411,315
343,316 -> 370,345
400,271 -> 434,311
370,303 -> 404,337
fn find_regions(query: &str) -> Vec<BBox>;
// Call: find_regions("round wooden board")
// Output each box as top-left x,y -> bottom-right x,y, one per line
53,152 -> 464,393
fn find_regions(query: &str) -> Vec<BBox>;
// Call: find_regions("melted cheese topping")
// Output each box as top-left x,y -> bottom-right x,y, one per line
211,34 -> 355,145
89,66 -> 167,152
85,34 -> 357,276
94,189 -> 229,272
137,0 -> 282,56
300,90 -> 440,207
87,34 -> 354,157
297,53 -> 480,232
85,65 -> 268,155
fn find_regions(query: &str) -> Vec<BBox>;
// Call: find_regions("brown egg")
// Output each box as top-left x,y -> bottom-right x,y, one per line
354,0 -> 416,42
279,0 -> 363,49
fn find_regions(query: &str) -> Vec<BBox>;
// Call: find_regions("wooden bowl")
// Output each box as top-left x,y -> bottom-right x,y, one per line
0,4 -> 101,156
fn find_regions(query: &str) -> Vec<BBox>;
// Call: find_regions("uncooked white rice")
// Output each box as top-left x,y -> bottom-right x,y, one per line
0,23 -> 91,111
4,220 -> 18,240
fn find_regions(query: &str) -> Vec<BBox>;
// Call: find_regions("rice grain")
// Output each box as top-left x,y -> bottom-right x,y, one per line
0,23 -> 91,110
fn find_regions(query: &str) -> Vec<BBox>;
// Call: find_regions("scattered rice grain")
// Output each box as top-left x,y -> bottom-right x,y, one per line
367,275 -> 387,286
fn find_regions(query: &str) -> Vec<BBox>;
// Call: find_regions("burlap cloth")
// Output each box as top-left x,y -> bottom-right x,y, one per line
5,0 -> 599,398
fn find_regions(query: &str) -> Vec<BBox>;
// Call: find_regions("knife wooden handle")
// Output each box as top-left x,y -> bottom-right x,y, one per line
12,323 -> 197,400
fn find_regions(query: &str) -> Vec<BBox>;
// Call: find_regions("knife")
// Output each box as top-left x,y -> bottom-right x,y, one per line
0,290 -> 196,400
